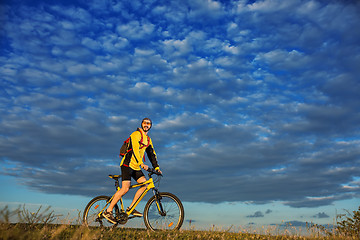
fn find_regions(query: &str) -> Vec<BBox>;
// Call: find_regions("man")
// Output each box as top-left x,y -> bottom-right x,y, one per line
102,117 -> 162,224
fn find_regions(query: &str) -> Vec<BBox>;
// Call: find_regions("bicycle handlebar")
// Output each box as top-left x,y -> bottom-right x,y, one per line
147,168 -> 163,176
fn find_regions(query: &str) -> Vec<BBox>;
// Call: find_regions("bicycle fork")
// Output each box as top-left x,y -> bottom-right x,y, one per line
153,189 -> 166,216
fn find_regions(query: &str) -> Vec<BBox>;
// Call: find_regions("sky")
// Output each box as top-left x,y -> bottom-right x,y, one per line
1,0 -> 360,232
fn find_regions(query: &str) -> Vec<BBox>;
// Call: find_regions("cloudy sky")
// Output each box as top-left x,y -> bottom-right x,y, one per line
1,0 -> 360,230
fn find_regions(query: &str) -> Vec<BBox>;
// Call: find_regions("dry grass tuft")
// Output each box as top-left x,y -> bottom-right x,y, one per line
1,205 -> 359,240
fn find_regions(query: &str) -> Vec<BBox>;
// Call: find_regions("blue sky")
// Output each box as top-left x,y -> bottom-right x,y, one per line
1,0 -> 360,231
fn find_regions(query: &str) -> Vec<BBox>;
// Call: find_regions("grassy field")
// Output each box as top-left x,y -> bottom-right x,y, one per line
0,222 -> 357,240
1,205 -> 359,240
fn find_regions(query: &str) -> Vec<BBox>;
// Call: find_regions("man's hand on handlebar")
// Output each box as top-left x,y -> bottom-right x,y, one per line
146,167 -> 163,176
155,168 -> 162,175
141,163 -> 149,171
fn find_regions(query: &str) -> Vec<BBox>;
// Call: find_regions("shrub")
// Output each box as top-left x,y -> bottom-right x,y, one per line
336,205 -> 360,237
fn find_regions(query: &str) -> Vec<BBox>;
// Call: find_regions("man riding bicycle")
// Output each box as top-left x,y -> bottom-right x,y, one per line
103,118 -> 162,224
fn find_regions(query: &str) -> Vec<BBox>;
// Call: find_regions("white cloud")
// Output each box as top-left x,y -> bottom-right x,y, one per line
247,0 -> 297,12
116,20 -> 155,40
188,0 -> 225,20
255,49 -> 311,70
162,38 -> 193,58
81,37 -> 101,51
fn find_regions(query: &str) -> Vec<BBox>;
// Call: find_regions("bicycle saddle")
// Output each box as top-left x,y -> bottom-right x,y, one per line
108,174 -> 121,180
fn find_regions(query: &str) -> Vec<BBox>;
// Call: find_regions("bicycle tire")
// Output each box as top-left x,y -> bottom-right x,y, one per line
83,195 -> 120,228
143,192 -> 184,231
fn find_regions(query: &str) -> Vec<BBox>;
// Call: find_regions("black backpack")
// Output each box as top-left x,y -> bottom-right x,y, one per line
119,129 -> 150,158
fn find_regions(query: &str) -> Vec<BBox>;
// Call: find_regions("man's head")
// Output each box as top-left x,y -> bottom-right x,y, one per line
141,117 -> 152,132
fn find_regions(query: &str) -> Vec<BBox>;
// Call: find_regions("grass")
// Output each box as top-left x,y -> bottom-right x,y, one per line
0,205 -> 359,240
1,223 -> 357,240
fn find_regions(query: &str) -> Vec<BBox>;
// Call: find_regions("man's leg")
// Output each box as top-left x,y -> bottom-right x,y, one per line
102,180 -> 131,224
107,180 -> 131,212
128,176 -> 147,210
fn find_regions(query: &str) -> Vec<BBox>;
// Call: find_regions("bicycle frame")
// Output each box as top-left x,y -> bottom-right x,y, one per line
126,176 -> 157,216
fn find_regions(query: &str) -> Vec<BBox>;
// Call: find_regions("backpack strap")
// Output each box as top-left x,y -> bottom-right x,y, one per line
137,128 -> 150,162
137,128 -> 150,149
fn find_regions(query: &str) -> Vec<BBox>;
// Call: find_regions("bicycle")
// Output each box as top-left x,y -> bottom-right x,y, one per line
83,168 -> 184,231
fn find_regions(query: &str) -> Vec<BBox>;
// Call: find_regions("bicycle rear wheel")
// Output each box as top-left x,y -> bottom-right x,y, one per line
83,195 -> 119,228
143,192 -> 184,231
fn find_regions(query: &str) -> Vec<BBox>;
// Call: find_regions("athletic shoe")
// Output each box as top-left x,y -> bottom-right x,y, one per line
127,208 -> 143,217
102,210 -> 117,224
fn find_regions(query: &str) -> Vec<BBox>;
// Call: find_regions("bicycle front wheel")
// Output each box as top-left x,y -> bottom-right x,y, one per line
144,192 -> 184,231
83,195 -> 119,228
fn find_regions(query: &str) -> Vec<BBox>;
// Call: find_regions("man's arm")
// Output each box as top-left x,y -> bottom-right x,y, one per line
146,139 -> 160,170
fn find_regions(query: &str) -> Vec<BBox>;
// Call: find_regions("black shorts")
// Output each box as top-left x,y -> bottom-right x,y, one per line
121,165 -> 144,181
